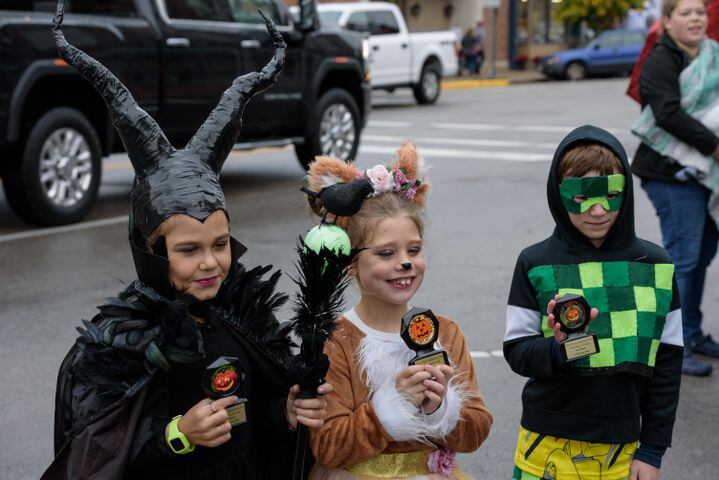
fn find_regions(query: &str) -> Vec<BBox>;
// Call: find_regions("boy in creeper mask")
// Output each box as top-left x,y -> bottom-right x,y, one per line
504,125 -> 683,480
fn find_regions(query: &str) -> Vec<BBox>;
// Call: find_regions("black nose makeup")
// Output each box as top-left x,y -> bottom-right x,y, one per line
401,262 -> 412,271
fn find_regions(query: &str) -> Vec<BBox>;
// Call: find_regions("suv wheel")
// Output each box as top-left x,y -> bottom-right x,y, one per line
295,88 -> 361,169
4,107 -> 102,226
412,63 -> 441,104
565,62 -> 586,81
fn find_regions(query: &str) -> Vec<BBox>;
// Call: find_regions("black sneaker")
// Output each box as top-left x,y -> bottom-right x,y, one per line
689,334 -> 719,359
682,351 -> 713,376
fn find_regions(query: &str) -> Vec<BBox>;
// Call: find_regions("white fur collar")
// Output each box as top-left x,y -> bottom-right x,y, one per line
344,308 -> 468,443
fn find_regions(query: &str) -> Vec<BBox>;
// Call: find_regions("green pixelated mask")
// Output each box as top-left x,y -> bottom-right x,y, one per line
559,174 -> 625,214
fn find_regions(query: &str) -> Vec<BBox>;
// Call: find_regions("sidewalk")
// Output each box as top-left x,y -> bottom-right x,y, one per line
442,65 -> 545,89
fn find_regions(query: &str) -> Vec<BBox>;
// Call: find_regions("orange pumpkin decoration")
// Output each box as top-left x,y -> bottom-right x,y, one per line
212,367 -> 239,393
409,315 -> 435,345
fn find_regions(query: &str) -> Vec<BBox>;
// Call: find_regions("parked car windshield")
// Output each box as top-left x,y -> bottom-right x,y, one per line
588,31 -> 624,49
164,0 -> 284,25
585,29 -> 645,49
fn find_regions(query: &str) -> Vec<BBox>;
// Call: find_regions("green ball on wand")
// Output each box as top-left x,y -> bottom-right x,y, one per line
303,223 -> 351,256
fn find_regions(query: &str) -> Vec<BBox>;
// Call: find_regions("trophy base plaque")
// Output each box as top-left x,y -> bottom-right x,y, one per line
560,333 -> 599,362
227,399 -> 248,427
410,350 -> 449,367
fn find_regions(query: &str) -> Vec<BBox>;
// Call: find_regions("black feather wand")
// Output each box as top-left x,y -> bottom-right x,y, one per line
288,230 -> 355,480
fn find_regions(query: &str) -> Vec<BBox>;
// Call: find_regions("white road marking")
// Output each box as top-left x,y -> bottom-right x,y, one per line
0,215 -> 127,243
429,123 -> 629,136
367,120 -> 414,128
363,134 -> 557,149
359,145 -> 551,162
490,350 -> 504,357
367,120 -> 629,137
470,351 -> 491,359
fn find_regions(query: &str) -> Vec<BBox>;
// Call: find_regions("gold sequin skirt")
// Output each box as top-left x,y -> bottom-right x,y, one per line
309,451 -> 474,480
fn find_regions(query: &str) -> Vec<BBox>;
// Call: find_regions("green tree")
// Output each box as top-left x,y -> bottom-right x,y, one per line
554,0 -> 643,32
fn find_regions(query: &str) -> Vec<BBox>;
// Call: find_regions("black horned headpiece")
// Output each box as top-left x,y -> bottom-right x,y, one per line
51,0 -> 285,247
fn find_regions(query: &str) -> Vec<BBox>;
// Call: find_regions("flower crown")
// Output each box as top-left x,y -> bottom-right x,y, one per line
307,141 -> 430,211
357,163 -> 423,201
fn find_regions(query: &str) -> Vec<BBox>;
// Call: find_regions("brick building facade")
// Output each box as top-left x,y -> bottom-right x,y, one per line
284,0 -> 566,69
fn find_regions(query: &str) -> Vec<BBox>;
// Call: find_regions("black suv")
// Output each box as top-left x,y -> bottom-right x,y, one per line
0,0 -> 370,225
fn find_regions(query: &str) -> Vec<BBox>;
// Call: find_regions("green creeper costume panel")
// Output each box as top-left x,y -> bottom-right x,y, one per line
528,261 -> 674,370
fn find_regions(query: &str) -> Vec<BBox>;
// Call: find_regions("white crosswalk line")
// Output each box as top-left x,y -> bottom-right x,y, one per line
428,122 -> 629,136
470,351 -> 491,359
367,120 -> 414,128
359,144 -> 552,162
363,134 -> 557,150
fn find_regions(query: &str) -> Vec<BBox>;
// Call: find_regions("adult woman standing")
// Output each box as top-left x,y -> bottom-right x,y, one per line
633,0 -> 719,376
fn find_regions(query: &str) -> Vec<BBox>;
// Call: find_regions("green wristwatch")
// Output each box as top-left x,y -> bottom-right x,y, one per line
166,415 -> 195,454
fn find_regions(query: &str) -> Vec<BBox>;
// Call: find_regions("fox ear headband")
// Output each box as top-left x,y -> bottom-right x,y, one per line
305,141 -> 431,218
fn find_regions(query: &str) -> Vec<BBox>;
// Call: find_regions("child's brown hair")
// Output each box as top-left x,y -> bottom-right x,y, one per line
557,143 -> 623,180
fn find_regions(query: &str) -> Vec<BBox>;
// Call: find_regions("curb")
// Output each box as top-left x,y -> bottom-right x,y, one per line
442,78 -> 510,89
442,76 -> 545,89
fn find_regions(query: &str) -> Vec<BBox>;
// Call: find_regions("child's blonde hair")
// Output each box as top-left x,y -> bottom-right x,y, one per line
346,194 -> 424,249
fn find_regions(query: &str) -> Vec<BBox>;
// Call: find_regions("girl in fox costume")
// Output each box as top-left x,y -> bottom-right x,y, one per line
305,144 -> 493,479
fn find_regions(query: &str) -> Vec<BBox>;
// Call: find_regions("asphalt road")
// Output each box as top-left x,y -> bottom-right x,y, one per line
1,79 -> 717,479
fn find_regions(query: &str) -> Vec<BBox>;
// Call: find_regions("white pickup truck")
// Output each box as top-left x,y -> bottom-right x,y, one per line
316,3 -> 459,105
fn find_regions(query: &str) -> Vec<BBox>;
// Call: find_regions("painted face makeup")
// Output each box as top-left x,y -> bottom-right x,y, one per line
354,215 -> 426,308
559,174 -> 626,214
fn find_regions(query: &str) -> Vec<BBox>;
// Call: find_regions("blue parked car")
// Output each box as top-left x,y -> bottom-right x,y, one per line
541,29 -> 646,80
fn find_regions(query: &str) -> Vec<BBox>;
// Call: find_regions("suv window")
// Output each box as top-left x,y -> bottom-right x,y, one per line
164,0 -> 284,25
592,32 -> 623,49
624,31 -> 645,46
165,0 -> 233,22
368,11 -> 399,35
227,0 -> 284,25
346,12 -> 370,33
2,0 -> 136,15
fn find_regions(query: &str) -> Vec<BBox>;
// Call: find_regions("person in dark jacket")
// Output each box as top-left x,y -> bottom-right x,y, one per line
505,126 -> 683,480
41,2 -> 330,479
632,0 -> 719,376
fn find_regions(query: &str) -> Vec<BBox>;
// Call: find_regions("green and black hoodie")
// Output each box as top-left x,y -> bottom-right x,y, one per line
504,125 -> 683,452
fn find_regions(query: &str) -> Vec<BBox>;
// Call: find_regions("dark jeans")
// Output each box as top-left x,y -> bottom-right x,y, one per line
642,179 -> 719,343
464,54 -> 479,74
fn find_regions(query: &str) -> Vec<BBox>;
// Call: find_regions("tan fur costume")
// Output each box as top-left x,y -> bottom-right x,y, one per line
305,147 -> 492,479
309,312 -> 492,479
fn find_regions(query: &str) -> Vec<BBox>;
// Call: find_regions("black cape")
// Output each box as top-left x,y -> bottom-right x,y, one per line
42,262 -> 295,480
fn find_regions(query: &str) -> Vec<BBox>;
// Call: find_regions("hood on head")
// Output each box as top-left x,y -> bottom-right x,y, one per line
547,125 -> 635,251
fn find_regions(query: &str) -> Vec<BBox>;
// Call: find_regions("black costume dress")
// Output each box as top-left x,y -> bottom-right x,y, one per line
43,262 -> 296,480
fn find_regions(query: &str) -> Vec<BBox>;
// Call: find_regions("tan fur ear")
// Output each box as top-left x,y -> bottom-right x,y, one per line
393,141 -> 430,208
393,142 -> 420,179
307,155 -> 360,193
412,181 -> 431,209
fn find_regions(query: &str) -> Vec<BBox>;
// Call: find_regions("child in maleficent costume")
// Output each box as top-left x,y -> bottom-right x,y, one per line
41,2 -> 331,479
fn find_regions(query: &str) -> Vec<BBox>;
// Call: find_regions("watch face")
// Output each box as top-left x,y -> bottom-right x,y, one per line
170,437 -> 185,452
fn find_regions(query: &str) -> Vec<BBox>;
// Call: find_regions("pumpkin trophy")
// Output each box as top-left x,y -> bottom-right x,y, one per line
400,307 -> 448,366
203,356 -> 248,427
552,293 -> 599,362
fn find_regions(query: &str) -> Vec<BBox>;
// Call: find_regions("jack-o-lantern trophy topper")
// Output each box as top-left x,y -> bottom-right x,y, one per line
401,307 -> 449,366
552,293 -> 599,362
203,357 -> 248,427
